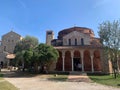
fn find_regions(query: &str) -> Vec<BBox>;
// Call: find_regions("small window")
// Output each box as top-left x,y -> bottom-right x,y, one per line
81,38 -> 84,45
4,46 -> 6,51
75,38 -> 77,45
69,39 -> 71,45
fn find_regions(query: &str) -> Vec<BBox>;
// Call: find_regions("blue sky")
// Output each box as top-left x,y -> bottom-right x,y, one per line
0,0 -> 120,43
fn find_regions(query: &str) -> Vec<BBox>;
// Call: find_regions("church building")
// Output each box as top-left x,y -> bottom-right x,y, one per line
0,31 -> 22,66
46,26 -> 110,73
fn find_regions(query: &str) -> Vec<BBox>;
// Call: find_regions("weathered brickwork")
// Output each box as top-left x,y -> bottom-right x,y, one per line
0,31 -> 22,65
47,26 -> 110,73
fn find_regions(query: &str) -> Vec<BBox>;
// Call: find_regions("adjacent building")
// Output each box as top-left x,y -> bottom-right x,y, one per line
0,31 -> 22,66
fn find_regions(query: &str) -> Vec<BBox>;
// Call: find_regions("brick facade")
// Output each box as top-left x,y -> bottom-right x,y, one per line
47,26 -> 110,73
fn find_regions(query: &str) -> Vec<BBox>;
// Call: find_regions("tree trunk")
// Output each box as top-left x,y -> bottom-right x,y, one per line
22,61 -> 25,72
113,68 -> 117,79
34,62 -> 38,73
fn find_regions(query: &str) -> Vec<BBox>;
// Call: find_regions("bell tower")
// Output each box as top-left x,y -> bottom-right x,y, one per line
46,30 -> 54,45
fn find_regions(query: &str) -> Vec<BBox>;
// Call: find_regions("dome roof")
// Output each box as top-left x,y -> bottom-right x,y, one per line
58,27 -> 95,39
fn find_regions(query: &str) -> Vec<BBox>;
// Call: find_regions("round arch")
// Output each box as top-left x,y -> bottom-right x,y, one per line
65,51 -> 72,71
93,50 -> 101,71
73,50 -> 81,71
84,50 -> 91,71
74,50 -> 81,58
56,51 -> 62,71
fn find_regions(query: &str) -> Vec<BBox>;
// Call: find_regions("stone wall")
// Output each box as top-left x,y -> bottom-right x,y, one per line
63,31 -> 90,46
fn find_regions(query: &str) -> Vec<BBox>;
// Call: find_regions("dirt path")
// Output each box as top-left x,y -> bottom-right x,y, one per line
2,69 -> 120,90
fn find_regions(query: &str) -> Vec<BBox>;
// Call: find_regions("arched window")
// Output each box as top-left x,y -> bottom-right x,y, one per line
81,38 -> 84,45
68,39 -> 71,45
4,46 -> 6,51
75,38 -> 77,45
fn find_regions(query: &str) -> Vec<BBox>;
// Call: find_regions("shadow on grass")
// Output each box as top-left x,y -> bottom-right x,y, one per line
1,70 -> 46,78
1,69 -> 69,82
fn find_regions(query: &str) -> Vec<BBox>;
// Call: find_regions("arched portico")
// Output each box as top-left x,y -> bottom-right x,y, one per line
56,48 -> 102,73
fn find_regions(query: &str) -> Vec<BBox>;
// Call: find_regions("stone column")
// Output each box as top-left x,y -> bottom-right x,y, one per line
62,51 -> 65,71
80,50 -> 84,72
71,50 -> 74,71
90,51 -> 94,73
7,59 -> 10,67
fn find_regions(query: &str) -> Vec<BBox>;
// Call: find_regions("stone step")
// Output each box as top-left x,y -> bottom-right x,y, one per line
67,71 -> 91,82
69,71 -> 87,75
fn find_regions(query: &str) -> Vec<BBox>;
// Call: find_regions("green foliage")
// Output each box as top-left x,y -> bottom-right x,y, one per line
35,43 -> 59,65
14,36 -> 59,73
14,35 -> 39,53
98,20 -> 120,78
89,74 -> 120,87
14,36 -> 39,69
14,50 -> 25,66
98,20 -> 120,48
24,49 -> 33,63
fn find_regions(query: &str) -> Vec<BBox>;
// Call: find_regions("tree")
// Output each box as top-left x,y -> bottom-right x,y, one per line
98,20 -> 120,78
34,43 -> 59,73
14,36 -> 39,53
14,36 -> 39,71
23,49 -> 34,68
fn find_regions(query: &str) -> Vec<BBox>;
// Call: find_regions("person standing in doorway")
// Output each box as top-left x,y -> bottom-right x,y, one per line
78,63 -> 82,71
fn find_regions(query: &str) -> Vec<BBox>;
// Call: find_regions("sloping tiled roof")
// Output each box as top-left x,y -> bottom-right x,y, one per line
58,26 -> 94,39
6,54 -> 15,59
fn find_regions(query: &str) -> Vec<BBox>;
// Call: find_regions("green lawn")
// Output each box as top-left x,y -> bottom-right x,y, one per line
0,73 -> 18,90
88,74 -> 120,87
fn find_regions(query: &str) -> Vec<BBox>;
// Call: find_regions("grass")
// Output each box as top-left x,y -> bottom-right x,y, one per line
38,74 -> 68,81
0,73 -> 18,90
88,74 -> 120,87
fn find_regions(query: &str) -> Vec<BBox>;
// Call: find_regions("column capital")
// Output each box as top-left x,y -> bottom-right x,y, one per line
90,50 -> 94,57
79,50 -> 84,53
62,50 -> 65,57
80,50 -> 84,57
70,50 -> 74,57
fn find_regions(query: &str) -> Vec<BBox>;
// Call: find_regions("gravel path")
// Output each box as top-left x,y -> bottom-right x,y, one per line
2,69 -> 120,90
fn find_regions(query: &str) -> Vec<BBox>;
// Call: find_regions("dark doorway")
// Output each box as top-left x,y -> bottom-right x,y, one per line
0,61 -> 3,68
73,58 -> 81,71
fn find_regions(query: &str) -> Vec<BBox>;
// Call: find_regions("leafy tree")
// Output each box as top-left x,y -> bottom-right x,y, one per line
14,50 -> 25,69
98,20 -> 120,78
34,43 -> 59,72
14,36 -> 39,71
14,36 -> 39,53
23,49 -> 34,68
14,36 -> 59,73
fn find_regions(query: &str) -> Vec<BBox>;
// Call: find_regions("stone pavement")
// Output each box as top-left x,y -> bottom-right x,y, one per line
1,69 -> 120,90
67,71 -> 91,82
